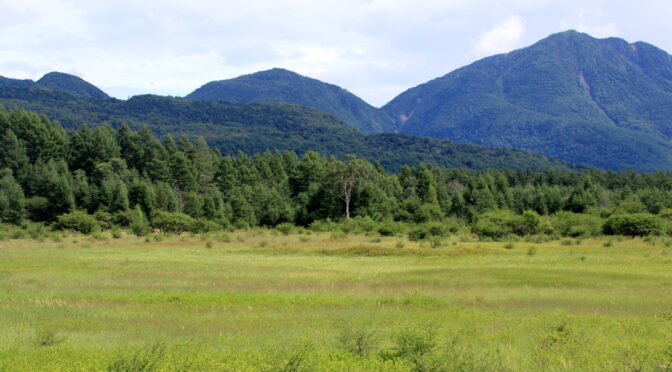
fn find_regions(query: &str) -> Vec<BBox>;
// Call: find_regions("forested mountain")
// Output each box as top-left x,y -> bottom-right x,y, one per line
0,72 -> 109,99
383,30 -> 672,171
36,72 -> 109,100
187,68 -> 396,133
0,86 -> 575,172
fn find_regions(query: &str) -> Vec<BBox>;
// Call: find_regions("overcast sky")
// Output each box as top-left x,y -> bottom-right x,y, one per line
1,0 -> 671,106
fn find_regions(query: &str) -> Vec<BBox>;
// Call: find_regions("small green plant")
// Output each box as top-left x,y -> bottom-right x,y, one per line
91,232 -> 107,241
580,256 -> 587,261
429,237 -> 442,248
111,230 -> 122,239
604,240 -> 613,247
276,222 -> 296,236
299,236 -> 309,242
273,343 -> 313,372
218,233 -> 231,243
106,343 -> 165,372
257,240 -> 268,248
528,246 -> 538,256
330,231 -> 347,240
205,241 -> 213,249
504,242 -> 515,250
396,241 -> 405,249
153,235 -> 163,242
561,239 -> 573,246
380,326 -> 437,369
369,237 -> 382,243
336,324 -> 377,357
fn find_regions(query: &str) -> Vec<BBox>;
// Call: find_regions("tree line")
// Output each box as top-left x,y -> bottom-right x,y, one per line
1,108 -> 672,237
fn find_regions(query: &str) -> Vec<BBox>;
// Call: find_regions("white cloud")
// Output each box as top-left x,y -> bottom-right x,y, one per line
472,16 -> 526,57
560,8 -> 618,38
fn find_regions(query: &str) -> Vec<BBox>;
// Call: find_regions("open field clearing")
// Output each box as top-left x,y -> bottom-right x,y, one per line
1,230 -> 672,371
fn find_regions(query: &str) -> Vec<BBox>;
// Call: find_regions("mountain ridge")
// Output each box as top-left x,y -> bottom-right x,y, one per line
0,72 -> 109,100
382,30 -> 672,171
186,68 -> 396,133
0,85 -> 578,172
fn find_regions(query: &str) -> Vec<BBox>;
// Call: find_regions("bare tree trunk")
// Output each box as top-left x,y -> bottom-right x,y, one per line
344,179 -> 353,219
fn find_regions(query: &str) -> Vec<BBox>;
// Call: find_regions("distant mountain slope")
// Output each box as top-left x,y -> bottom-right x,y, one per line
187,68 -> 396,133
382,30 -> 672,171
37,72 -> 109,100
0,76 -> 36,88
0,86 -> 577,172
0,72 -> 109,99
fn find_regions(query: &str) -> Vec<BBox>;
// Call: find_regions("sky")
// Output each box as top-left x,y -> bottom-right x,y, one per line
1,0 -> 671,107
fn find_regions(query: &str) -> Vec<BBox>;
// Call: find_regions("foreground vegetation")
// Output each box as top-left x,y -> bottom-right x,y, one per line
1,226 -> 672,371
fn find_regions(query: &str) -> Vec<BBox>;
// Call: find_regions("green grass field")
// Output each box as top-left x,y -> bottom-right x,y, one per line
1,230 -> 671,371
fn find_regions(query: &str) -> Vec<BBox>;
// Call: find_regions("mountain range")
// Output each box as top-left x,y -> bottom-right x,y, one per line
1,30 -> 671,171
186,31 -> 672,171
0,86 -> 572,172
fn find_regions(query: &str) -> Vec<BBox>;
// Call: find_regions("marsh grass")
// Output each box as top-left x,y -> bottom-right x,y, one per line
1,231 -> 672,370
34,325 -> 62,347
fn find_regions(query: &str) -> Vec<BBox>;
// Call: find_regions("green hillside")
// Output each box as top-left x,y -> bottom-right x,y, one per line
37,72 -> 109,100
0,72 -> 109,99
187,68 -> 396,133
0,86 -> 575,172
383,30 -> 672,171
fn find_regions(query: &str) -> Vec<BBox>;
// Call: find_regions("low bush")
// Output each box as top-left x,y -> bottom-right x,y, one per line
603,213 -> 665,236
276,222 -> 297,235
189,218 -> 220,234
473,210 -> 552,239
551,212 -> 603,237
151,211 -> 195,234
335,324 -> 377,357
377,220 -> 405,236
54,211 -> 100,235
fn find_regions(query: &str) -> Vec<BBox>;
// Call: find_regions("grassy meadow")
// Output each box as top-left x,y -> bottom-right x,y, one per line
1,228 -> 672,371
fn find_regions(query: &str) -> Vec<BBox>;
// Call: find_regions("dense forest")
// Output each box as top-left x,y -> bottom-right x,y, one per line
1,108 -> 671,238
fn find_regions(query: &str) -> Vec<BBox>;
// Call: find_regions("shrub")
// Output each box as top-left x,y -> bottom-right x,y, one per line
472,210 -> 538,239
276,222 -> 296,235
151,211 -> 195,234
603,213 -> 665,236
378,220 -> 404,236
54,211 -> 100,235
335,324 -> 377,357
407,226 -> 429,242
309,219 -> 335,232
380,326 -> 437,367
107,344 -> 165,372
551,212 -> 603,237
189,219 -> 219,234
129,206 -> 150,237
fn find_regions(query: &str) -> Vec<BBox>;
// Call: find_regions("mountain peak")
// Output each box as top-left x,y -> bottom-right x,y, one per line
36,72 -> 109,100
382,30 -> 672,171
187,69 -> 396,133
